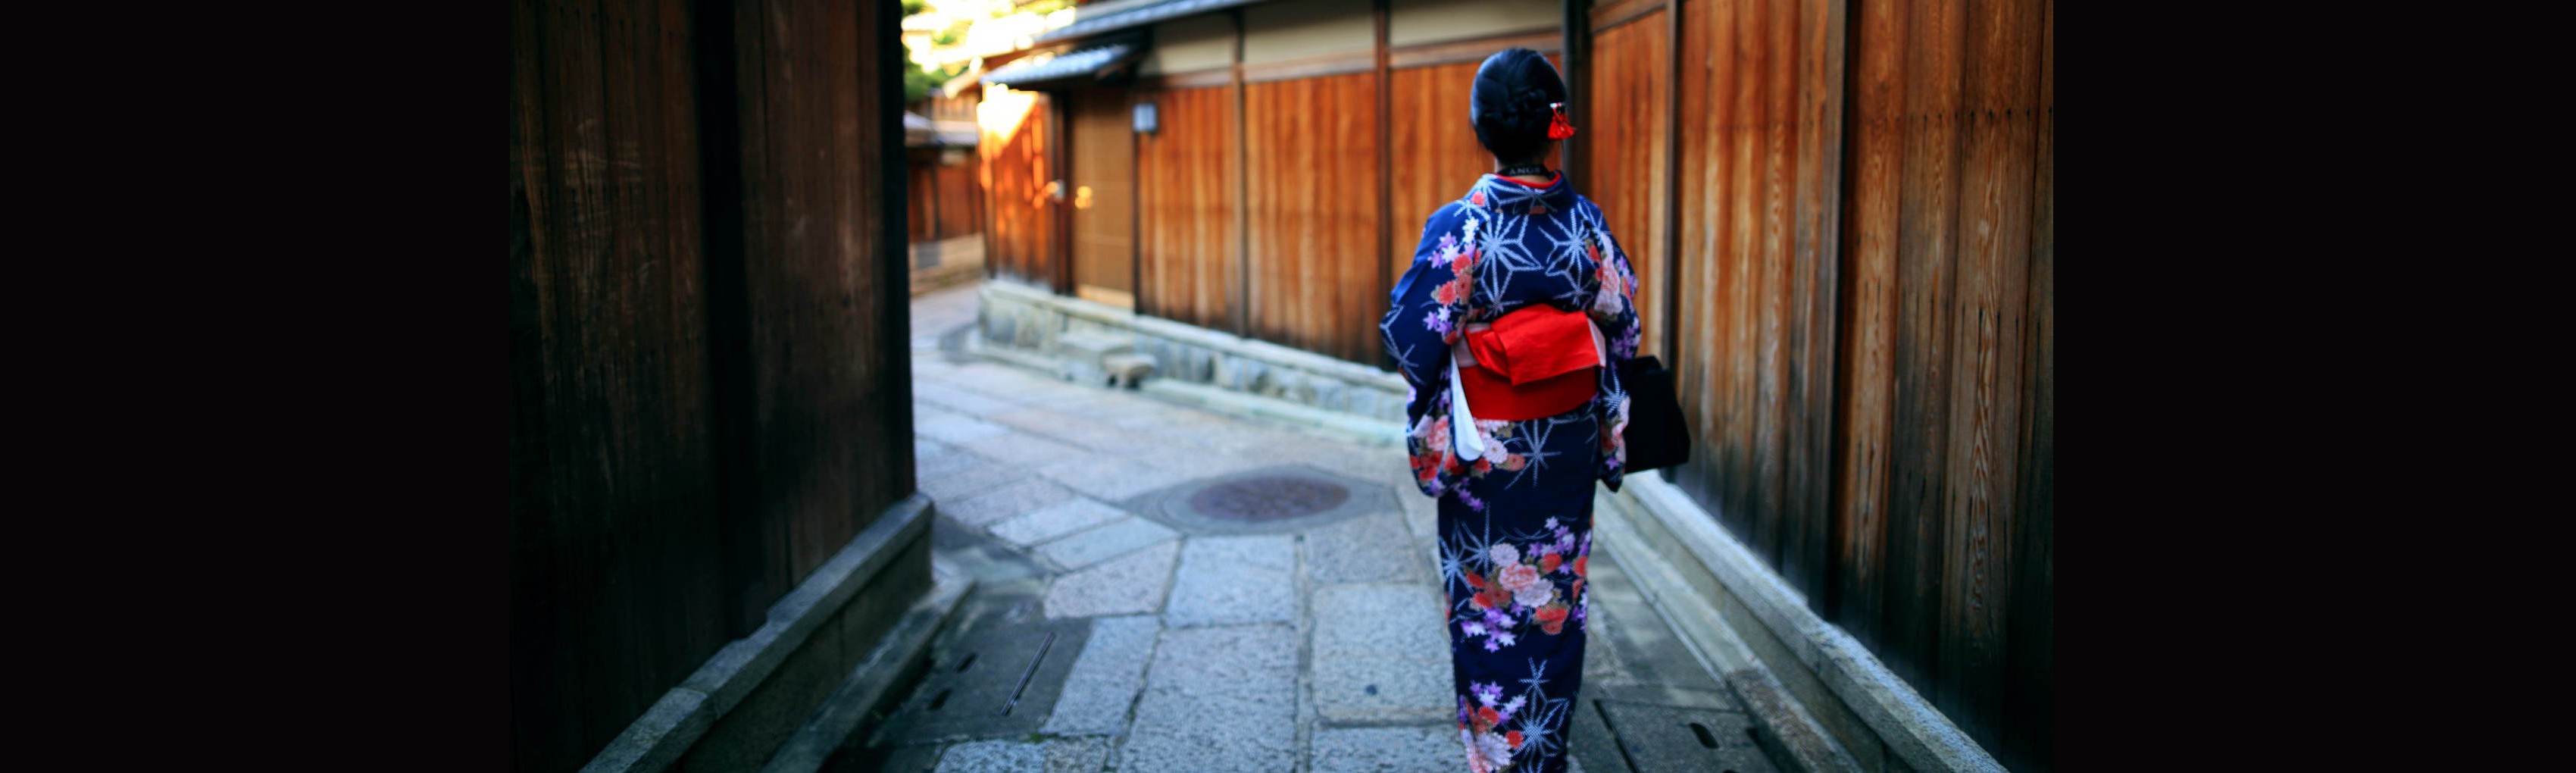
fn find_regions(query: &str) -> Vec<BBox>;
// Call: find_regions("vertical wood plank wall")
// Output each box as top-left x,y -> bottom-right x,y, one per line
1580,9 -> 1669,358
1243,72 -> 1384,362
933,155 -> 983,239
1671,0 -> 2056,768
1068,87 -> 1139,305
1670,0 -> 1841,609
1136,86 -> 1240,332
983,88 -> 1061,289
511,2 -> 724,769
509,0 -> 912,769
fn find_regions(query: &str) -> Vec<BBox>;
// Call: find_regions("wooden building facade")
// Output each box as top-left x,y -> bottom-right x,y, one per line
508,0 -> 920,769
980,0 -> 2051,768
908,92 -> 986,244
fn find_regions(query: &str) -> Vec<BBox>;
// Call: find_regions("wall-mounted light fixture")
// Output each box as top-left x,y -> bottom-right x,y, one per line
1133,100 -> 1158,135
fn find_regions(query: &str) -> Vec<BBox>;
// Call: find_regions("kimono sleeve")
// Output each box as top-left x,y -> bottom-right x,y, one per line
1583,201 -> 1643,490
1380,205 -> 1477,498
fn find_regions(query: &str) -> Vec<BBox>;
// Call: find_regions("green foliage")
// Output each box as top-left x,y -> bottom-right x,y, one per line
902,0 -> 930,17
932,27 -> 961,46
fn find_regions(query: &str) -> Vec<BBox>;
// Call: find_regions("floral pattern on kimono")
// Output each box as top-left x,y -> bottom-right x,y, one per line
1383,173 -> 1640,773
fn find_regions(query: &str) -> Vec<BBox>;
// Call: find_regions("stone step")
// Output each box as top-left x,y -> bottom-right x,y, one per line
1102,352 -> 1155,389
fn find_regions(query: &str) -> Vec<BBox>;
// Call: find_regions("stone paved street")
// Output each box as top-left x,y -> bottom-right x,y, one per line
849,284 -> 1743,773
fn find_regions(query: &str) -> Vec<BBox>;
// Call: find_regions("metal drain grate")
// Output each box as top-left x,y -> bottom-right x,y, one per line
1136,465 -> 1390,535
1184,475 -> 1352,522
868,590 -> 1092,746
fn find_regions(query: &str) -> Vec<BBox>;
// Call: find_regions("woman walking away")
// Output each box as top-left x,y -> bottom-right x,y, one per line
1380,47 -> 1641,773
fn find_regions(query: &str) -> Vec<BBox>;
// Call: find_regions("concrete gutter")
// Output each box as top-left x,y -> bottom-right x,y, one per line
580,495 -> 936,773
1609,473 -> 2007,773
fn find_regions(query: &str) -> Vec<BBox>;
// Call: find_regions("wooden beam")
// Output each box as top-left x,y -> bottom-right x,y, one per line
1591,0 -> 1668,33
1240,49 -> 1378,83
1387,29 -> 1562,70
1137,67 -> 1233,91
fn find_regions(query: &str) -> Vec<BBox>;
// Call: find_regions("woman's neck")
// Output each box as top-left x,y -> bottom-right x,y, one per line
1494,159 -> 1552,183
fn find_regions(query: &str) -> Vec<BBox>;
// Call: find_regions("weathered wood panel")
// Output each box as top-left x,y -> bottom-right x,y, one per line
1386,57 -> 1564,289
908,152 -> 939,241
722,0 -> 909,612
1658,0 -> 2056,765
983,85 -> 1063,289
1670,0 -> 1841,606
509,1 -> 727,770
1928,0 -> 2044,762
1136,86 -> 1240,331
933,152 -> 983,240
510,0 -> 916,768
1244,72 -> 1384,363
1581,11 -> 1668,358
1068,87 -> 1138,307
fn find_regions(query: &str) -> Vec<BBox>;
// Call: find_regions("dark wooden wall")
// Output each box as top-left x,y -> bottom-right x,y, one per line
1136,85 -> 1240,331
509,0 -> 914,769
1243,71 -> 1386,362
1593,0 -> 2050,768
983,86 -> 1063,289
1580,7 -> 1668,358
1830,0 -> 2052,767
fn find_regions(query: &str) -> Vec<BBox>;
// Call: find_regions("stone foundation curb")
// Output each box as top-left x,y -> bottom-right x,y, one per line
579,495 -> 936,773
974,280 -> 1410,425
759,569 -> 977,773
1611,474 -> 2006,773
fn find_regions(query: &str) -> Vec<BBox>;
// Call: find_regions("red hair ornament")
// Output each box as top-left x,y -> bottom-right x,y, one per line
1546,102 -> 1577,139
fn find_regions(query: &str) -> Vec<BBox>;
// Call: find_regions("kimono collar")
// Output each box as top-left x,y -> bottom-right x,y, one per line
1468,172 -> 1577,215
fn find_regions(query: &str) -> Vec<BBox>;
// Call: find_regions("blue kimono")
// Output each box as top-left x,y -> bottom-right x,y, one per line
1382,172 -> 1641,773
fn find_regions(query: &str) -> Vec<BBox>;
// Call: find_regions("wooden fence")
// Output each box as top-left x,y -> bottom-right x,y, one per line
1580,0 -> 2052,768
508,0 -> 915,769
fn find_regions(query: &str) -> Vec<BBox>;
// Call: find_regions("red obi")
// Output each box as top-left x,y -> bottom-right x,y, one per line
1454,305 -> 1603,421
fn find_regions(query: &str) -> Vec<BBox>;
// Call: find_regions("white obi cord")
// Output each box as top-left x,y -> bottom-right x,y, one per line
1443,316 -> 1610,463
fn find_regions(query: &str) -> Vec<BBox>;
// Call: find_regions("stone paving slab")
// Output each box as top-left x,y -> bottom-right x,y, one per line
1311,584 -> 1452,724
1037,455 -> 1198,502
931,740 -> 1042,773
1044,540 -> 1180,619
921,463 -> 1030,504
917,386 -> 1022,418
917,408 -> 1013,444
989,498 -> 1130,549
958,432 -> 1093,468
1312,656 -> 1454,725
916,449 -> 985,485
1118,624 -> 1300,773
1042,615 -> 1161,737
1036,517 -> 1181,570
1304,512 -> 1431,585
1163,535 -> 1299,627
943,476 -> 1079,528
1309,725 -> 1459,773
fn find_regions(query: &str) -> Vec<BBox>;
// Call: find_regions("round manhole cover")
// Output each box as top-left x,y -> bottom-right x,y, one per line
1183,475 -> 1352,523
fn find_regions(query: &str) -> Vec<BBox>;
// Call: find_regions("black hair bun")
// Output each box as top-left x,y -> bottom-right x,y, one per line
1469,48 -> 1568,164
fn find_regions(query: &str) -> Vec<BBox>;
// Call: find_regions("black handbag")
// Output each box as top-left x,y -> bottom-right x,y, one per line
1616,355 -> 1691,473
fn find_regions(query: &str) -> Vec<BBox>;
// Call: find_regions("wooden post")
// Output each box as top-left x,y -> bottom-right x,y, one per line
1375,0 -> 1393,368
1231,8 -> 1249,339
